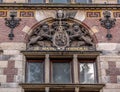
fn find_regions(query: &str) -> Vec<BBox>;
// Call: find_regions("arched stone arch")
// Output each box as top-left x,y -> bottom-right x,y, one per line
26,17 -> 97,51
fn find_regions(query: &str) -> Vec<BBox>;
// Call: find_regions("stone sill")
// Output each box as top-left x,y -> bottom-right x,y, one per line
19,83 -> 105,92
0,3 -> 120,9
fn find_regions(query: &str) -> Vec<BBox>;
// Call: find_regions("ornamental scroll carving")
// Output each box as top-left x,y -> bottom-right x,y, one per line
27,10 -> 95,51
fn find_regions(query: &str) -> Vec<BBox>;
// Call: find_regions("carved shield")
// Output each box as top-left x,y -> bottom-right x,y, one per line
53,31 -> 69,50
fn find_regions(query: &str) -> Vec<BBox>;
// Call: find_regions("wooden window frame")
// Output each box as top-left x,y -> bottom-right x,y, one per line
50,59 -> 73,84
25,59 -> 45,83
78,59 -> 98,84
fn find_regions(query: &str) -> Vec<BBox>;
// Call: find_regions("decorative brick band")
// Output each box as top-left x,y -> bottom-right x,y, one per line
113,12 -> 120,18
0,11 -> 7,17
19,11 -> 34,17
86,12 -> 101,18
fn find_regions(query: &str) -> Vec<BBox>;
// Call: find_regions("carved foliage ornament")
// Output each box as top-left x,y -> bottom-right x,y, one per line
27,10 -> 95,51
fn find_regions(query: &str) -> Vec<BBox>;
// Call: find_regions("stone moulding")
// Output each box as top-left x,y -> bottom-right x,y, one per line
19,83 -> 105,92
21,50 -> 101,59
0,4 -> 120,10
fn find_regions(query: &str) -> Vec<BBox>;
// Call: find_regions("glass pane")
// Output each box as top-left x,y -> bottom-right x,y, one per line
76,0 -> 89,3
52,0 -> 68,3
52,62 -> 71,83
0,0 -> 2,3
80,63 -> 96,83
118,0 -> 120,3
27,62 -> 44,83
29,0 -> 43,3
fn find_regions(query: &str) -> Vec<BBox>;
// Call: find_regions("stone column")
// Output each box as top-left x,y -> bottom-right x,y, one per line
71,0 -> 75,3
45,54 -> 50,83
46,0 -> 49,3
75,87 -> 79,92
45,87 -> 50,92
73,54 -> 79,83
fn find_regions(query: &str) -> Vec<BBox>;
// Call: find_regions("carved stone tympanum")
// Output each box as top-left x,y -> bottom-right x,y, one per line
27,10 -> 95,51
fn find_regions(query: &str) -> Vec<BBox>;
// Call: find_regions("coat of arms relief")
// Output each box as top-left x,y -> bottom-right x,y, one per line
27,10 -> 95,51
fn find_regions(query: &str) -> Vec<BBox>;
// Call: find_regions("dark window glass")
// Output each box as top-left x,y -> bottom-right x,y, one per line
79,63 -> 97,84
28,0 -> 44,3
118,0 -> 120,3
0,0 -> 2,3
50,0 -> 69,3
26,62 -> 44,83
76,0 -> 92,3
52,62 -> 71,83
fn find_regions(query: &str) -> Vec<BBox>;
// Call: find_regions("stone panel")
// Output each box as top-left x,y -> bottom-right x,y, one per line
0,61 -> 8,68
15,61 -> 23,69
0,43 -> 26,50
0,88 -> 22,92
0,75 -> 6,83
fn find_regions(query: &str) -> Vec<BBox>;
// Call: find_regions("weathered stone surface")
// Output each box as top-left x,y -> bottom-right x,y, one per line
0,83 -> 19,88
15,61 -> 23,69
0,43 -> 26,50
117,76 -> 120,83
0,61 -> 8,68
116,62 -> 120,68
100,61 -> 108,69
3,50 -> 20,55
75,11 -> 86,21
0,68 -> 3,74
35,10 -> 56,21
0,75 -> 6,83
101,76 -> 110,83
91,26 -> 99,34
0,88 -> 22,92
96,43 -> 120,51
10,55 -> 25,61
21,26 -> 30,35
0,55 -> 12,61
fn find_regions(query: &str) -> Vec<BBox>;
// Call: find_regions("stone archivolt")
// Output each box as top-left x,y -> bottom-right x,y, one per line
27,10 -> 95,51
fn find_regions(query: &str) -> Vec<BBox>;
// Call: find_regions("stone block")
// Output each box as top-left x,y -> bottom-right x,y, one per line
15,61 -> 23,69
100,61 -> 109,69
0,61 -> 8,68
0,83 -> 19,88
96,43 -> 119,51
102,89 -> 120,92
101,76 -> 110,83
75,11 -> 86,21
105,83 -> 120,88
21,26 -> 30,35
116,62 -> 120,68
0,42 -> 26,50
15,75 -> 24,83
0,75 -> 6,83
3,50 -> 20,55
10,55 -> 25,61
0,68 -> 3,74
91,26 -> 99,34
117,76 -> 120,83
0,88 -> 22,92
100,69 -> 106,76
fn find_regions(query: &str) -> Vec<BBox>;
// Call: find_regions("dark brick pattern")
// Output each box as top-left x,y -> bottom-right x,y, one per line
20,11 -> 34,17
3,60 -> 18,82
0,11 -> 7,17
106,62 -> 120,83
86,12 -> 101,18
113,12 -> 120,18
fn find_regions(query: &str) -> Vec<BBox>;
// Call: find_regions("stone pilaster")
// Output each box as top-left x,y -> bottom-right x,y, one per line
45,54 -> 50,83
73,54 -> 79,83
